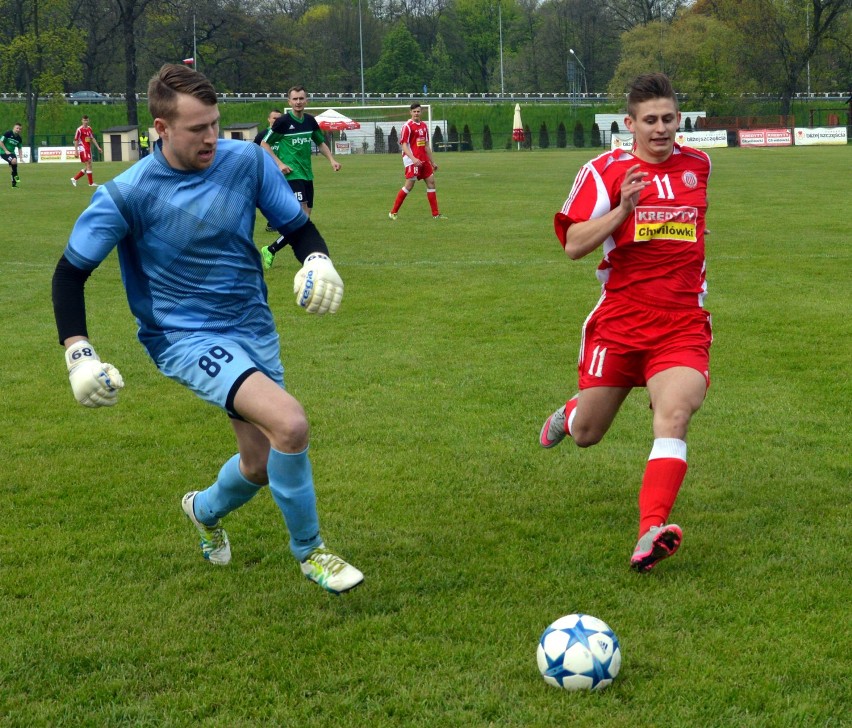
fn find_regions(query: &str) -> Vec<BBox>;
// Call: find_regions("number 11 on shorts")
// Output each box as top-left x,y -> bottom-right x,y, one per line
588,346 -> 607,378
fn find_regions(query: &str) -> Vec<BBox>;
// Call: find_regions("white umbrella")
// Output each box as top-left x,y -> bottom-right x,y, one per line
512,104 -> 525,150
314,109 -> 361,131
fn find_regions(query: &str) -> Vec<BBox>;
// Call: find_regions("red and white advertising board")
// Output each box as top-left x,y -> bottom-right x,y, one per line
37,146 -> 80,163
738,129 -> 793,147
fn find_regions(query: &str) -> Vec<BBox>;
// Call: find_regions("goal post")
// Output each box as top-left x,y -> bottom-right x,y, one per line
306,104 -> 443,154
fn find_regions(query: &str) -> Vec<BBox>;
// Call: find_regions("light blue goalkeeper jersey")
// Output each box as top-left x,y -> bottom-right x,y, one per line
63,139 -> 307,359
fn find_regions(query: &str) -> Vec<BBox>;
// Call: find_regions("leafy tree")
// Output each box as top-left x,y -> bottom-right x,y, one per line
573,120 -> 584,146
534,0 -> 621,92
606,0 -> 692,31
428,34 -> 456,92
388,126 -> 399,153
366,22 -> 426,92
699,0 -> 852,113
539,121 -> 549,147
0,0 -> 84,151
482,123 -> 492,149
439,0 -> 502,91
110,0 -> 161,124
591,121 -> 601,146
556,121 -> 567,147
608,14 -> 749,106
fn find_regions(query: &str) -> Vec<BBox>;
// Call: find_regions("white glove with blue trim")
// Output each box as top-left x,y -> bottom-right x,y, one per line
294,253 -> 344,315
65,340 -> 124,407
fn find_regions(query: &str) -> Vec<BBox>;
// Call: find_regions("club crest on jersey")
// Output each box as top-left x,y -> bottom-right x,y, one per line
681,171 -> 698,189
634,206 -> 698,242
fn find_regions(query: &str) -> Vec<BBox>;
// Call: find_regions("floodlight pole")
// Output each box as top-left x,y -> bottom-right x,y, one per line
193,12 -> 197,70
358,0 -> 366,104
499,2 -> 505,96
805,2 -> 811,98
569,48 -> 587,96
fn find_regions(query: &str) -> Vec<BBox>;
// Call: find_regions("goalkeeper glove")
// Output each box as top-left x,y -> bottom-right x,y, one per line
65,340 -> 124,407
293,253 -> 343,315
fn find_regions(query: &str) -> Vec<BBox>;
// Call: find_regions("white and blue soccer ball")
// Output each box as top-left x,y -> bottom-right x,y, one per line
536,613 -> 622,691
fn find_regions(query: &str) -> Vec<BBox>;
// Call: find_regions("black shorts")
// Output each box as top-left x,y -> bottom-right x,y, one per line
1,153 -> 16,164
287,179 -> 314,209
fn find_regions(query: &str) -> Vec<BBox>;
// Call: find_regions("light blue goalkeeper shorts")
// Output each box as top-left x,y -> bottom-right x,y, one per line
155,330 -> 285,418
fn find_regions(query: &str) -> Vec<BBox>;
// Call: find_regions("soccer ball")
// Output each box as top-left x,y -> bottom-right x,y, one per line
536,613 -> 622,691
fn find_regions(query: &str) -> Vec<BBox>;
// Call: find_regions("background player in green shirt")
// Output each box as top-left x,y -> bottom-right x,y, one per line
0,123 -> 23,188
259,86 -> 341,270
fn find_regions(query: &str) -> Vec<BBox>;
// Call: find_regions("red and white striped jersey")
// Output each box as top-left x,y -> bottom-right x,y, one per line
555,144 -> 711,308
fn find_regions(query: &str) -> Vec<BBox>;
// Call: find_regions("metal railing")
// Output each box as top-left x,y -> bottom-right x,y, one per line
0,91 -> 849,104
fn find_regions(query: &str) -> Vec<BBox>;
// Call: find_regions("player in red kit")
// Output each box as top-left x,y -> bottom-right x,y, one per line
388,102 -> 444,220
71,115 -> 103,188
539,73 -> 712,574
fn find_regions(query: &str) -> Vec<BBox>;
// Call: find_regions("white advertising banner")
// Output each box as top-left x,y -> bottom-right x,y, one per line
675,130 -> 728,148
37,146 -> 80,163
610,133 -> 634,151
793,127 -> 848,145
334,140 -> 351,155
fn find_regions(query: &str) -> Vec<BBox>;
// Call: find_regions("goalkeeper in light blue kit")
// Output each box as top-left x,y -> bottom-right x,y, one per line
50,63 -> 363,594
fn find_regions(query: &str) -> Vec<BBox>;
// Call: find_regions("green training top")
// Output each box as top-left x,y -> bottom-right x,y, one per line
262,111 -> 326,182
1,130 -> 22,156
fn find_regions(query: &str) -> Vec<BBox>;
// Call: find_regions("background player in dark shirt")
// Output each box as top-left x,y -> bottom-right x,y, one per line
0,123 -> 23,188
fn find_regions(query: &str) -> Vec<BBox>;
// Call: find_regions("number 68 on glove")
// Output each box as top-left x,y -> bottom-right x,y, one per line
65,340 -> 125,407
294,253 -> 344,315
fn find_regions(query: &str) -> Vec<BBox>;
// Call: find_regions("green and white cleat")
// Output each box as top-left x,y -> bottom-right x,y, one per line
388,212 -> 398,220
300,546 -> 364,594
260,245 -> 275,271
181,491 -> 231,565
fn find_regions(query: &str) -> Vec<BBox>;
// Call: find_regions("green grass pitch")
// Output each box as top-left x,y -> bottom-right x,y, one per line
0,146 -> 849,726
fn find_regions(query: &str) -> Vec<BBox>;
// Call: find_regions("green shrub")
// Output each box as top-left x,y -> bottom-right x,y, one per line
539,123 -> 550,149
573,121 -> 584,147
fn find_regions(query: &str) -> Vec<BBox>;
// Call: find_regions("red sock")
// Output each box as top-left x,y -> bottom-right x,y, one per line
73,170 -> 85,181
427,189 -> 439,216
638,439 -> 688,537
391,188 -> 408,214
564,395 -> 579,437
87,172 -> 93,185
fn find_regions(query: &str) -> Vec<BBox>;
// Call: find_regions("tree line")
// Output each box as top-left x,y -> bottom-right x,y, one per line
1,0 -> 849,149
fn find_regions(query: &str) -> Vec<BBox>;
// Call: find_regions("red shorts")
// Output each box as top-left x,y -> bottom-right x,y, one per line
77,146 -> 92,163
404,159 -> 434,180
577,295 -> 712,389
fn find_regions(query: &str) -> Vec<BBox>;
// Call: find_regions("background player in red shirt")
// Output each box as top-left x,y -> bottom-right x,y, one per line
539,73 -> 712,574
71,115 -> 103,187
388,102 -> 444,220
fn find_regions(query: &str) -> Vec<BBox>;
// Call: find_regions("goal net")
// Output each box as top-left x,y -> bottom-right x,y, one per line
306,104 -> 447,154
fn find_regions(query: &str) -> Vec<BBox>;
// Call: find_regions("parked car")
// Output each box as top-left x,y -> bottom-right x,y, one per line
69,91 -> 110,105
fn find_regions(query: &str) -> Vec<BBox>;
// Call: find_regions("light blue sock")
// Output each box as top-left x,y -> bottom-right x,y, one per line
267,447 -> 322,561
193,454 -> 264,526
